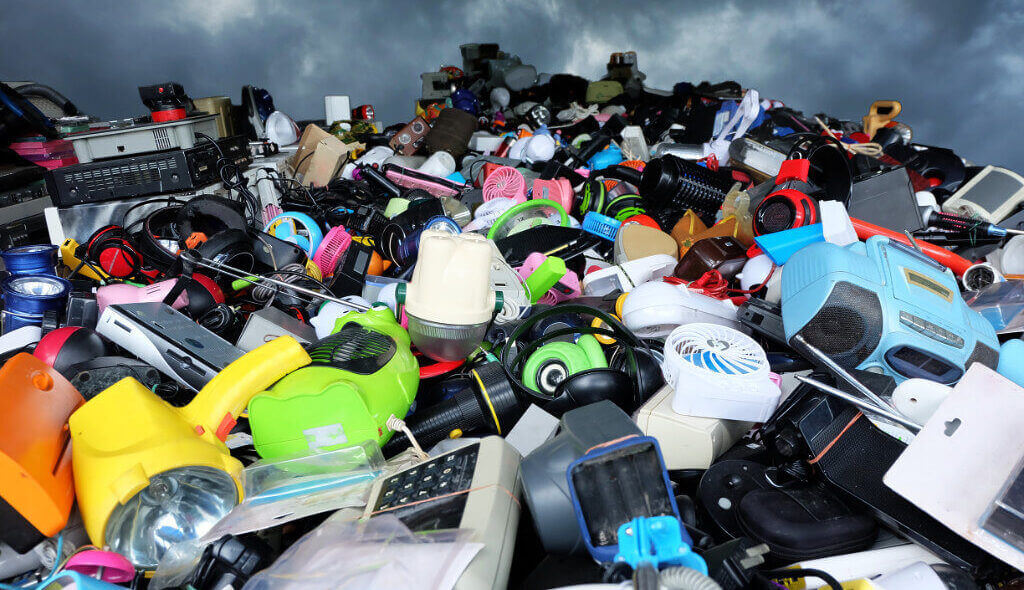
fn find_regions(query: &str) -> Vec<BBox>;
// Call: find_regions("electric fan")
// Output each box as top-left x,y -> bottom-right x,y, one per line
661,323 -> 780,422
312,226 -> 352,277
483,166 -> 527,203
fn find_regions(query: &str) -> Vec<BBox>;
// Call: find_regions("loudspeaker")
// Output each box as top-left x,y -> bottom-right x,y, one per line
782,237 -> 998,384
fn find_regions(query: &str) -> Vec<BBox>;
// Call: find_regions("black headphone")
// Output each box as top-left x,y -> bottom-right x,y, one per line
500,304 -> 662,417
197,229 -> 255,285
135,204 -> 184,274
783,133 -> 852,204
176,196 -> 248,241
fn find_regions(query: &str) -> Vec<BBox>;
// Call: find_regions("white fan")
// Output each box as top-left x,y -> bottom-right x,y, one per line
662,323 -> 780,422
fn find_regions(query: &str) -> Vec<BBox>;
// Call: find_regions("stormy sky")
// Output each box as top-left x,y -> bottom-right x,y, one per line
3,0 -> 1024,171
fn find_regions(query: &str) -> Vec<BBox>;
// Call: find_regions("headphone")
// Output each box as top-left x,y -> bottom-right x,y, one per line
577,178 -> 607,217
84,225 -> 145,280
136,204 -> 184,274
176,196 -> 248,243
500,304 -> 662,417
523,334 -> 608,395
196,229 -> 255,281
753,158 -> 819,236
783,133 -> 852,204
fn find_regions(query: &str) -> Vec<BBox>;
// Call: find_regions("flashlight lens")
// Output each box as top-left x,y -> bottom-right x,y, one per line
9,276 -> 64,296
104,466 -> 237,569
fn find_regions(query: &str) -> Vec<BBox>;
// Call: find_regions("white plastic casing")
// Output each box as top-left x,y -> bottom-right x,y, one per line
663,323 -> 781,422
819,200 -> 858,246
581,254 -> 677,296
405,230 -> 495,325
633,384 -> 751,470
621,280 -> 742,338
340,145 -> 394,180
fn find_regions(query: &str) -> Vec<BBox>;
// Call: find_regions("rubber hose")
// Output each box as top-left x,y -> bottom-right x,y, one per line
658,567 -> 722,590
14,83 -> 82,116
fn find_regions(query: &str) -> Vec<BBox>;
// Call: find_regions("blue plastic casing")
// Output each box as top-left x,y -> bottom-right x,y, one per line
781,236 -> 999,384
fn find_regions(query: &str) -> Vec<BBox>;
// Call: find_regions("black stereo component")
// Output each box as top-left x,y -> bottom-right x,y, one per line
46,135 -> 251,207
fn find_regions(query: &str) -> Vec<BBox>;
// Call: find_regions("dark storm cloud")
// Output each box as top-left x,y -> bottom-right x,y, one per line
3,0 -> 1023,170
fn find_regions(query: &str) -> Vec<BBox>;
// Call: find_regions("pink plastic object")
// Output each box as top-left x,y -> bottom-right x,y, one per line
262,204 -> 283,225
384,167 -> 462,198
312,226 -> 352,277
483,166 -> 527,203
532,177 -> 574,212
516,252 -> 581,305
540,269 -> 581,305
64,550 -> 135,583
516,252 -> 548,282
95,280 -> 189,315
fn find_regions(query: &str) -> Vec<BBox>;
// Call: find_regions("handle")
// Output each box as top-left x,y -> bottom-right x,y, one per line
851,217 -> 971,276
181,336 -> 310,443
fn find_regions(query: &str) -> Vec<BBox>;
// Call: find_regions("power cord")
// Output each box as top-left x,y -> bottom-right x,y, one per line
386,415 -> 429,461
762,567 -> 843,590
815,116 -> 882,158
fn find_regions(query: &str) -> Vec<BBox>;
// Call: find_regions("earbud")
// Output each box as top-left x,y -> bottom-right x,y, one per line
523,334 -> 607,395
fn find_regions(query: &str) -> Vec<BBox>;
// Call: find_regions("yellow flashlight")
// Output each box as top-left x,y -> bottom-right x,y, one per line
69,336 -> 310,569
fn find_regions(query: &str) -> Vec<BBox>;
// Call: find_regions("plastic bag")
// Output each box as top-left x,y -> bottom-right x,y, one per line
241,514 -> 481,590
964,279 -> 1024,334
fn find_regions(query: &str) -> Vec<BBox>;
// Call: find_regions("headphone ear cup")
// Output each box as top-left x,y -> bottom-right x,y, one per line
87,226 -> 142,279
523,341 -> 590,396
576,334 -> 608,369
609,345 -> 665,403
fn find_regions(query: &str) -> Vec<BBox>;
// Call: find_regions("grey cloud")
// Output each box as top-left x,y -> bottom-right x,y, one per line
2,0 -> 1023,170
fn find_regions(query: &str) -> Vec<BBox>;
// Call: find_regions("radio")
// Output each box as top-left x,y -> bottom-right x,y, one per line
46,135 -> 251,207
388,116 -> 430,155
782,236 -> 998,384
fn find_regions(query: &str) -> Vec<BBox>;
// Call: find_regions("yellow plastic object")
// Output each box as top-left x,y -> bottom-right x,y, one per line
304,259 -> 323,282
776,574 -> 872,589
591,316 -> 618,345
862,100 -> 902,139
69,336 -> 311,548
60,239 -> 110,282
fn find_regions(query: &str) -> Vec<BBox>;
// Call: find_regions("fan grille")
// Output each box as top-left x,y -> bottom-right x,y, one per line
312,226 -> 352,276
483,166 -> 527,202
664,323 -> 768,379
307,323 -> 396,375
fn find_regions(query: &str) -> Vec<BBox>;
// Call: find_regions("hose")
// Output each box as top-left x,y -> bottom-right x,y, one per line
658,567 -> 722,590
14,83 -> 82,116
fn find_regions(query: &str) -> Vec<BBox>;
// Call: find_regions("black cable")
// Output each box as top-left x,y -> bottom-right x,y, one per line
119,195 -> 187,233
198,304 -> 236,333
195,132 -> 225,158
762,567 -> 843,590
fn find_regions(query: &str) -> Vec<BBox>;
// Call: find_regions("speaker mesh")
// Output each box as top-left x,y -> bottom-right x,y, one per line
758,199 -> 796,233
796,281 -> 882,368
966,341 -> 999,371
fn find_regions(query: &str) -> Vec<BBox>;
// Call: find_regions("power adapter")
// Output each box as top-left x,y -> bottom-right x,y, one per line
703,537 -> 771,590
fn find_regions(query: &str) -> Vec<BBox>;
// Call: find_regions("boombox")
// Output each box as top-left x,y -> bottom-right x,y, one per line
389,116 -> 430,155
782,236 -> 998,384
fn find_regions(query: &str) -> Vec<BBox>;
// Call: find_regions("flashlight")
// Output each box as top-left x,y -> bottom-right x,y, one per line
69,336 -> 311,569
1,275 -> 70,334
400,230 -> 500,361
1,244 -> 59,276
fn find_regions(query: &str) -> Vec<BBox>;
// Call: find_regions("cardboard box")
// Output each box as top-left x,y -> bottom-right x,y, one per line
289,124 -> 352,187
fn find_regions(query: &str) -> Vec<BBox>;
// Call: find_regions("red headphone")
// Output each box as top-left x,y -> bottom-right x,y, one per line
84,225 -> 145,279
753,159 -> 818,237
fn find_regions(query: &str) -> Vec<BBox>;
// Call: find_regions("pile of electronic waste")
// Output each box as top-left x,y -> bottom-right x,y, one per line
1,43 -> 1024,590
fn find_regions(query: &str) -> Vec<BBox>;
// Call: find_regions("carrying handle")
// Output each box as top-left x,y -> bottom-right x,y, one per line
181,336 -> 311,443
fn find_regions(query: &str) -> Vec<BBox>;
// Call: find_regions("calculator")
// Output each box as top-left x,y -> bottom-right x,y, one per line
370,436 -> 522,590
